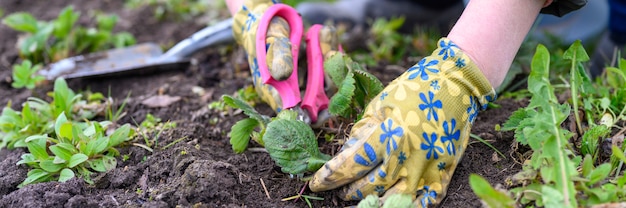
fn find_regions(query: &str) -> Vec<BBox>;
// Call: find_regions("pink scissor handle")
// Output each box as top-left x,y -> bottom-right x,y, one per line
255,4 -> 303,109
302,24 -> 330,122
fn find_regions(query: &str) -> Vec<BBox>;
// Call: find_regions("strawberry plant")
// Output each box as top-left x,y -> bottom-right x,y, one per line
223,51 -> 383,176
471,41 -> 626,207
323,52 -> 383,118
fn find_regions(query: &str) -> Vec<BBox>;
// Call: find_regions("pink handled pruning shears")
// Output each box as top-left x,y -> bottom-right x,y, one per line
255,4 -> 330,125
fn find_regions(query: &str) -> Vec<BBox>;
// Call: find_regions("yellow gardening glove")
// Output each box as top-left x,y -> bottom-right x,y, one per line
233,0 -> 294,111
309,38 -> 497,207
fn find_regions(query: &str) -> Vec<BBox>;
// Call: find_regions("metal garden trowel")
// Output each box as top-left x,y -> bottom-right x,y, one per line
39,18 -> 234,80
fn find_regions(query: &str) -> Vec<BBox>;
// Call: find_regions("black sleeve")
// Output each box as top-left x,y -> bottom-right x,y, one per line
540,0 -> 588,17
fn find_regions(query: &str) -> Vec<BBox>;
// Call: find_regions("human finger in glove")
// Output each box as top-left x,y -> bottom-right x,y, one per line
309,0 -> 585,206
231,0 -> 298,112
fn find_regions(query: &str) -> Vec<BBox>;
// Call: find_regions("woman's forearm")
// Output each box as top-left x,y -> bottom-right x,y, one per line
226,0 -> 245,15
448,0 -> 546,88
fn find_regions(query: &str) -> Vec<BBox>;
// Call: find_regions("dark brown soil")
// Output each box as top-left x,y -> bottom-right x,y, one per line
0,1 -> 526,207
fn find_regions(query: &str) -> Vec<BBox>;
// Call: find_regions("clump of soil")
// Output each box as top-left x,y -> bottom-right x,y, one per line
0,1 -> 526,207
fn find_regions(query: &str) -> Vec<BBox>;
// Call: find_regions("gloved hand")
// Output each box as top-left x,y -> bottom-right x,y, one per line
540,0 -> 587,17
232,0 -> 296,111
309,38 -> 497,207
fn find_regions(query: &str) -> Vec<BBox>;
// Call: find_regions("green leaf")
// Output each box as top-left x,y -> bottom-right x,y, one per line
357,194 -> 380,208
328,72 -> 356,117
381,194 -> 413,208
95,14 -> 117,32
19,169 -> 50,187
587,163 -> 611,185
49,144 -> 73,162
25,135 -> 49,160
2,12 -> 39,33
17,153 -> 37,165
562,40 -> 590,62
611,145 -> 626,163
91,135 -> 110,155
109,123 -> 131,147
222,95 -> 270,125
469,174 -> 515,208
323,52 -> 348,87
40,158 -> 64,172
58,168 -> 75,182
229,118 -> 259,153
263,116 -> 331,175
580,125 -> 610,157
68,153 -> 88,168
89,155 -> 116,172
353,69 -> 384,107
53,6 -> 79,39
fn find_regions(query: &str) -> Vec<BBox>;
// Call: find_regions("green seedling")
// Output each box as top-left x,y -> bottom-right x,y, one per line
124,0 -> 209,21
17,113 -> 133,187
135,113 -> 177,152
2,6 -> 135,64
11,60 -> 45,89
493,42 -> 626,207
0,78 -> 99,149
223,95 -> 330,176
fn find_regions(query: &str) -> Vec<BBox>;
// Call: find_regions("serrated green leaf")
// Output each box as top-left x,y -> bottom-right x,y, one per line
381,194 -> 413,208
222,95 -> 270,125
353,69 -> 384,107
263,118 -> 331,175
329,73 -> 356,117
501,108 -> 531,131
469,174 -> 515,208
68,153 -> 88,168
59,168 -> 75,182
2,12 -> 39,33
229,118 -> 259,153
323,52 -> 348,87
40,158 -> 64,172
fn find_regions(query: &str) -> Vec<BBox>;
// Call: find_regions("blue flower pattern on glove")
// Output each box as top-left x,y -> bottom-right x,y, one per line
420,186 -> 438,207
408,59 -> 439,81
438,40 -> 457,60
421,132 -> 444,160
419,91 -> 443,121
251,58 -> 260,84
440,119 -> 461,155
380,119 -> 403,155
397,151 -> 407,164
467,95 -> 479,123
354,143 -> 377,166
241,6 -> 258,33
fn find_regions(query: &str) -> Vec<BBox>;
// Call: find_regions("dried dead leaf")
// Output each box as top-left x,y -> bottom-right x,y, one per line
141,95 -> 181,108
